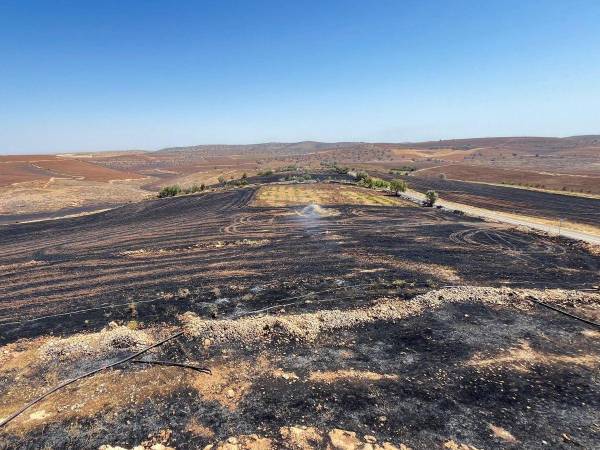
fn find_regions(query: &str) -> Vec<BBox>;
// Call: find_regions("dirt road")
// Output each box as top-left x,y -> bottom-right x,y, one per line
400,189 -> 600,245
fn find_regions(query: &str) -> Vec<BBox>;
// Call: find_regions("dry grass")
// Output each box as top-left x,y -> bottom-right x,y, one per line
308,369 -> 399,383
252,184 -> 410,207
0,177 -> 152,215
467,340 -> 600,372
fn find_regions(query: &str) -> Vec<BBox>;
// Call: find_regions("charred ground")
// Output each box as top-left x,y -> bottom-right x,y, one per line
400,175 -> 600,228
0,182 -> 598,449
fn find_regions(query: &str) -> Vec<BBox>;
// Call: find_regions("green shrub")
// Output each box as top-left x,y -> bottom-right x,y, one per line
277,165 -> 299,172
358,175 -> 389,190
425,190 -> 438,206
332,164 -> 349,174
181,184 -> 205,194
389,165 -> 415,174
158,185 -> 182,198
390,179 -> 407,195
258,169 -> 274,176
356,171 -> 370,182
284,173 -> 313,182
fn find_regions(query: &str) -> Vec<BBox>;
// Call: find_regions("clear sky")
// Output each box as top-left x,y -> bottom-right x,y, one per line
1,0 -> 599,154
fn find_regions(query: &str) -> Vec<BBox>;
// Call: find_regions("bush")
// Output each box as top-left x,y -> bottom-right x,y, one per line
424,190 -> 438,207
258,169 -> 274,176
284,173 -> 313,182
181,184 -> 205,194
217,175 -> 226,184
158,185 -> 182,198
389,165 -> 415,174
356,171 -> 370,182
358,175 -> 389,190
332,164 -> 349,174
277,165 -> 299,172
389,179 -> 407,195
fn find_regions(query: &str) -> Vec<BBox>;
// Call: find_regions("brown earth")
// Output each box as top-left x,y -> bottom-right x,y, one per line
2,136 -> 599,220
413,164 -> 600,195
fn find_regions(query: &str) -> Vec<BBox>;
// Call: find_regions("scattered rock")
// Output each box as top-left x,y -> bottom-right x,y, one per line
203,427 -> 405,450
205,434 -> 272,449
488,423 -> 518,443
280,426 -> 323,448
327,429 -> 362,449
40,326 -> 152,362
182,287 -> 599,348
177,288 -> 191,299
443,440 -> 480,450
28,410 -> 52,421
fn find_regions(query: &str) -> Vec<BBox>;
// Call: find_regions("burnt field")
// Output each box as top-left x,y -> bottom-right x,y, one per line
403,175 -> 600,227
0,186 -> 599,449
0,187 -> 597,328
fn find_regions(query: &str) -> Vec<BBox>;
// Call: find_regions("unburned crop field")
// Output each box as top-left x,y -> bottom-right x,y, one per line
0,185 -> 598,449
252,183 -> 409,207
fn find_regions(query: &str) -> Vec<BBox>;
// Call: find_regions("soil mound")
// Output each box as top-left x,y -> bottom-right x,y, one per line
181,286 -> 600,347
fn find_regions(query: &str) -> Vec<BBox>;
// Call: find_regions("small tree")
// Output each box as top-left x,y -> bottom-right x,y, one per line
217,175 -> 226,185
241,172 -> 248,179
158,185 -> 182,198
389,179 -> 407,195
425,190 -> 438,207
356,171 -> 370,182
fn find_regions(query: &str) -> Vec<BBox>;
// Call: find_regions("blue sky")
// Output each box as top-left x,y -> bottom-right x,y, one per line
1,0 -> 599,154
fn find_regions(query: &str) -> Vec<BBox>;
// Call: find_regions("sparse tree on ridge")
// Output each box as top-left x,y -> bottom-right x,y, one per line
389,179 -> 407,196
425,190 -> 438,207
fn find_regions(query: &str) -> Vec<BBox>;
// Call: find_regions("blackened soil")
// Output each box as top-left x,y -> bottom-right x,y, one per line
402,175 -> 600,227
2,302 -> 598,449
0,185 -> 598,449
0,187 -> 597,343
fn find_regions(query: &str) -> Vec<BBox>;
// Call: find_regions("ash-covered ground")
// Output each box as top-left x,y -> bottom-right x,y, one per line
0,184 -> 598,449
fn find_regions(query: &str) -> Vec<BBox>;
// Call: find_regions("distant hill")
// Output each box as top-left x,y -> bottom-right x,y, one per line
155,141 -> 364,157
153,136 -> 600,158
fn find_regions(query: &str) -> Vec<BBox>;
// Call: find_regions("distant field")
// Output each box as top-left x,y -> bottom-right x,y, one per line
0,155 -> 144,187
414,164 -> 600,195
404,175 -> 600,227
252,183 -> 410,207
2,136 -> 599,220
